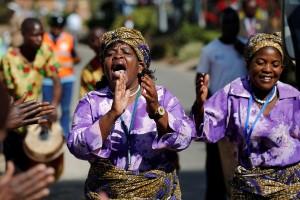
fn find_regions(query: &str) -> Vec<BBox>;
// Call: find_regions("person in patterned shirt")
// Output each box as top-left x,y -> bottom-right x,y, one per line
79,27 -> 106,98
0,18 -> 62,172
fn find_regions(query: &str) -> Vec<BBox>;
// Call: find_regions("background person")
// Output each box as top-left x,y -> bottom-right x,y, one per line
0,17 -> 62,172
79,27 -> 106,98
68,27 -> 194,199
194,32 -> 300,199
43,15 -> 80,137
195,7 -> 247,200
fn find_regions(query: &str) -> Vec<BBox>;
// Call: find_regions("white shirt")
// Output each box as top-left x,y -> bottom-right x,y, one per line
196,39 -> 247,94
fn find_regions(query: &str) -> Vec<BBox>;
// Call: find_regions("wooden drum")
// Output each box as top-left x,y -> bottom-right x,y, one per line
23,122 -> 65,180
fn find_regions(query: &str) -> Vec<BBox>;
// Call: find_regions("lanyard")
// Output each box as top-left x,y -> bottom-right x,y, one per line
120,88 -> 141,170
243,86 -> 276,154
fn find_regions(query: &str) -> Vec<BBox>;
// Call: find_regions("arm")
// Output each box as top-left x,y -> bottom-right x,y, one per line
141,76 -> 195,151
50,73 -> 61,107
67,72 -> 129,159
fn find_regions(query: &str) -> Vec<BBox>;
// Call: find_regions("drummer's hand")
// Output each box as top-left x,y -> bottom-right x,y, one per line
0,161 -> 55,200
111,71 -> 130,117
7,96 -> 55,129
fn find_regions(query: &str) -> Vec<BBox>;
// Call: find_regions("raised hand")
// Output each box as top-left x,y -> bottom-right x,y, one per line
140,74 -> 159,116
111,71 -> 130,117
6,96 -> 55,129
0,161 -> 55,200
196,73 -> 209,107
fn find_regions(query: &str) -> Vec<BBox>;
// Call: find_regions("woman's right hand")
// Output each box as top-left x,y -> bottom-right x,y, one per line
196,73 -> 209,107
110,71 -> 130,117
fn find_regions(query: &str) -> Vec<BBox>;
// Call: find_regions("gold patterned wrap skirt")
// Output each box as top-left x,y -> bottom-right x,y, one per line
85,159 -> 181,200
231,162 -> 300,200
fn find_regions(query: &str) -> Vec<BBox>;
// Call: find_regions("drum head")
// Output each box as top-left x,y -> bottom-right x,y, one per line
24,122 -> 64,163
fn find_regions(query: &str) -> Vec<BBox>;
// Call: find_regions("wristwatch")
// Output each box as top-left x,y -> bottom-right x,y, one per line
149,106 -> 165,120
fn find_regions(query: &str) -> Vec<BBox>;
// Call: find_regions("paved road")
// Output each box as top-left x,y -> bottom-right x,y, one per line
46,45 -> 206,200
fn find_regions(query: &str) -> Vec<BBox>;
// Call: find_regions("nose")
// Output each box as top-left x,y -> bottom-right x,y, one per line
112,49 -> 124,59
262,63 -> 272,73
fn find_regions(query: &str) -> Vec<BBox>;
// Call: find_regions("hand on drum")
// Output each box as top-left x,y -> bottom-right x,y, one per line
6,95 -> 55,129
0,161 -> 55,200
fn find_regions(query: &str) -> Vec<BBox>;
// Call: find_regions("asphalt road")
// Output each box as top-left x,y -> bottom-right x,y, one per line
46,44 -> 206,200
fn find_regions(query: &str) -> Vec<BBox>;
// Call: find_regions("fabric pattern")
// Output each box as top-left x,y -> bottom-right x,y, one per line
0,43 -> 60,100
85,158 -> 181,200
231,162 -> 300,199
79,56 -> 103,98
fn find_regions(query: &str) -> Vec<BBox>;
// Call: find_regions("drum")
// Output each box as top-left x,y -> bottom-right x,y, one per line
23,122 -> 65,180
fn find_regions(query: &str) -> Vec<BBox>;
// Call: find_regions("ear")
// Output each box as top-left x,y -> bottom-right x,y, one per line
138,61 -> 145,73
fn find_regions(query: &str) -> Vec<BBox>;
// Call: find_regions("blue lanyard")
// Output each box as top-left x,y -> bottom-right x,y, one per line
243,87 -> 275,154
119,88 -> 141,169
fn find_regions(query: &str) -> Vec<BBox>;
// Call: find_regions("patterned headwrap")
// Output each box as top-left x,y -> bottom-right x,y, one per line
101,27 -> 151,68
245,32 -> 283,62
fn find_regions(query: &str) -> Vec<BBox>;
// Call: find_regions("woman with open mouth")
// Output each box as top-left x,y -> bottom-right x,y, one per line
67,27 -> 195,200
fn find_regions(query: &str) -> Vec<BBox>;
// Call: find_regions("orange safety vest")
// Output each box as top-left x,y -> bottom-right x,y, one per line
43,32 -> 75,78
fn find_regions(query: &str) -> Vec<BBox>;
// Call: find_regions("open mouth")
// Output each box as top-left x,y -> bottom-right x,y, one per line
111,63 -> 127,80
112,63 -> 126,73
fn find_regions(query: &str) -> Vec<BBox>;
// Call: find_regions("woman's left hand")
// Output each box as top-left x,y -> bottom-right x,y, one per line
140,75 -> 159,116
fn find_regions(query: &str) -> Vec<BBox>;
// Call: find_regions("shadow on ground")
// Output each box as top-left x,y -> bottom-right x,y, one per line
46,170 -> 205,200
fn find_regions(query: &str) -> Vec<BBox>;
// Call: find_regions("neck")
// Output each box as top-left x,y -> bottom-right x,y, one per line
251,84 -> 277,105
219,36 -> 236,44
20,45 -> 38,62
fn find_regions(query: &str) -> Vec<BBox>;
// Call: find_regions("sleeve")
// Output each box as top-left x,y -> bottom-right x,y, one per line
0,57 -> 14,90
67,96 -> 105,160
196,87 -> 230,143
152,88 -> 194,151
43,46 -> 60,78
196,46 -> 210,74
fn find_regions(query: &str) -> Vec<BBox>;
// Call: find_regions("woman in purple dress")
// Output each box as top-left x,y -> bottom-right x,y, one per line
67,27 -> 194,199
194,32 -> 300,199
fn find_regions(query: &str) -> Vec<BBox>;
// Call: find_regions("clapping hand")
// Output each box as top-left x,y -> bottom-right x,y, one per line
111,71 -> 130,117
140,74 -> 159,116
196,73 -> 209,108
6,95 -> 55,129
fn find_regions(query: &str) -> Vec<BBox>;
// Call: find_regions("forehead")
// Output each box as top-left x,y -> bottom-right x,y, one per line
107,41 -> 134,50
26,22 -> 43,34
253,47 -> 282,60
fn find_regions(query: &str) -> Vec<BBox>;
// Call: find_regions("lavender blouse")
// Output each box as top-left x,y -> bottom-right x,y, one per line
67,85 -> 194,172
197,77 -> 300,168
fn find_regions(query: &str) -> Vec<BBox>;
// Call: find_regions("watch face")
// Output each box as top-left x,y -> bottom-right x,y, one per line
157,106 -> 165,116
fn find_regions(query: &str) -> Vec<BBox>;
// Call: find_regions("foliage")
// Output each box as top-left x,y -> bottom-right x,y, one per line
112,6 -> 157,37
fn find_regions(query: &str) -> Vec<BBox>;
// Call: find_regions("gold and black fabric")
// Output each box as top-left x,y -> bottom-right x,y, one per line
85,159 -> 181,200
231,162 -> 300,200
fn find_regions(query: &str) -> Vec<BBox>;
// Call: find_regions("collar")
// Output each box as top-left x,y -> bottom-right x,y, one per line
228,77 -> 300,100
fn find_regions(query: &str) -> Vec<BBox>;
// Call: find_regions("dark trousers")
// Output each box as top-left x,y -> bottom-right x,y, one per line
205,143 -> 227,200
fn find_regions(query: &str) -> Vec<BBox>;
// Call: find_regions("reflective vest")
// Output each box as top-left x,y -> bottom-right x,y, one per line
43,32 -> 74,78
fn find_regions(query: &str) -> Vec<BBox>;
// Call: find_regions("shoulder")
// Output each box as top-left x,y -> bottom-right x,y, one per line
222,76 -> 251,98
277,81 -> 300,99
202,39 -> 220,52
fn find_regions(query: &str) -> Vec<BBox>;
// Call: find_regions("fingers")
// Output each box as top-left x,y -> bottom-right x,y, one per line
0,161 -> 15,185
12,165 -> 55,195
21,167 -> 55,199
25,188 -> 50,200
14,94 -> 28,105
141,75 -> 158,103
